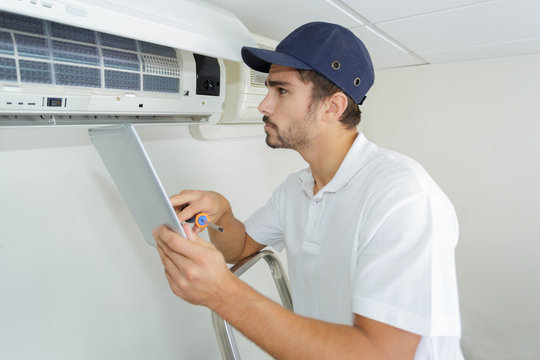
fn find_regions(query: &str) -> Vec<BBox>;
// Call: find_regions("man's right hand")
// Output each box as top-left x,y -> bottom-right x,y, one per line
169,190 -> 231,234
169,190 -> 264,264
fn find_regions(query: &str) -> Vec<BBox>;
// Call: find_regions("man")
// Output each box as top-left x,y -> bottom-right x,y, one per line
153,22 -> 463,359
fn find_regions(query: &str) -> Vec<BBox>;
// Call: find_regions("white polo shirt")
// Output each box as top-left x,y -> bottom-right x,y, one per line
245,133 -> 463,359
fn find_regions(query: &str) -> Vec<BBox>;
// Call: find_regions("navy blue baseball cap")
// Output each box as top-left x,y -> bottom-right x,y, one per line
241,22 -> 374,105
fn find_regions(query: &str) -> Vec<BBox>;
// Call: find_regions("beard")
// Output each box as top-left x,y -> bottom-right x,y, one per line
263,112 -> 316,150
263,115 -> 285,149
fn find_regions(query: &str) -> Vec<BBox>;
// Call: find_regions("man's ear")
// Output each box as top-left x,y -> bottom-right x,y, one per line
324,92 -> 348,122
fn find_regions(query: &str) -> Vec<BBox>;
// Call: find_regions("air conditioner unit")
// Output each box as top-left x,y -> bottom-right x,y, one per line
220,34 -> 278,124
0,0 -> 257,126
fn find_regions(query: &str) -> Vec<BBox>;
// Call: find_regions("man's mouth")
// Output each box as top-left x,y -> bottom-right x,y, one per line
263,116 -> 276,129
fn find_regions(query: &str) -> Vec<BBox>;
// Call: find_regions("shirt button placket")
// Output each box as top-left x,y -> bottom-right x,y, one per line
303,196 -> 323,253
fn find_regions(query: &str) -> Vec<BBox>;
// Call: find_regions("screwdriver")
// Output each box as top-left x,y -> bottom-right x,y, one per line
186,212 -> 224,232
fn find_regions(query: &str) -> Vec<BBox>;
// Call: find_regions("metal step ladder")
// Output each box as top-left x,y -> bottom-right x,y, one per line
211,250 -> 293,360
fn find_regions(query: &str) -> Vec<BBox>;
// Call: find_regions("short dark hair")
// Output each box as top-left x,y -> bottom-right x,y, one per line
296,69 -> 362,129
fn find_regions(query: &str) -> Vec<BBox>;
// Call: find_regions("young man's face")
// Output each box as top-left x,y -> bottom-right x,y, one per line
259,64 -> 320,150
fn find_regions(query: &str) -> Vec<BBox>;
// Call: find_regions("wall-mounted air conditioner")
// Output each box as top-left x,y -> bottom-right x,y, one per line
220,34 -> 278,124
0,0 -> 257,126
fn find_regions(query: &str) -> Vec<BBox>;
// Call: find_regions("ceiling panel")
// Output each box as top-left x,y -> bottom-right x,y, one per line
202,0 -> 425,69
419,37 -> 540,64
200,0 -> 540,68
202,0 -> 363,41
343,0 -> 491,23
349,26 -> 426,69
377,0 -> 540,53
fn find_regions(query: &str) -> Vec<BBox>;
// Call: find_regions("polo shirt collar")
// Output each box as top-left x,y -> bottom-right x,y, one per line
299,132 -> 377,198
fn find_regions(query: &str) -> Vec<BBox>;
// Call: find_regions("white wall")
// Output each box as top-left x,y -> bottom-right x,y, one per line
0,124 -> 305,359
361,54 -> 540,359
2,54 -> 539,360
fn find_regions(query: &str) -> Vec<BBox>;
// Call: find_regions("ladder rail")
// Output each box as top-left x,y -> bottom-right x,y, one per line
211,250 -> 293,360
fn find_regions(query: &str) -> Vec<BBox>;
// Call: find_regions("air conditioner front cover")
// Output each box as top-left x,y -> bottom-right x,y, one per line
0,1 -> 258,124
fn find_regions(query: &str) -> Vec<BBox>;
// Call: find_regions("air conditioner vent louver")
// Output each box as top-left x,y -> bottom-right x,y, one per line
250,70 -> 267,88
141,55 -> 181,77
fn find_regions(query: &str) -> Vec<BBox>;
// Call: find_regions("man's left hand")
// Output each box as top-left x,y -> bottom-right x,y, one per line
153,223 -> 235,310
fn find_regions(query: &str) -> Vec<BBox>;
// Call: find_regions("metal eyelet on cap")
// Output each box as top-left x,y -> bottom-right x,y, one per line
331,60 -> 340,70
354,77 -> 361,86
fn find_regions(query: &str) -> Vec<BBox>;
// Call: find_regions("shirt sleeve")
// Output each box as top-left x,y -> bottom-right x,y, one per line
244,185 -> 286,252
352,189 -> 461,337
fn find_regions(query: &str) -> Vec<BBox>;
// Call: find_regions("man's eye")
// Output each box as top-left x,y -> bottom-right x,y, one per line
278,88 -> 287,94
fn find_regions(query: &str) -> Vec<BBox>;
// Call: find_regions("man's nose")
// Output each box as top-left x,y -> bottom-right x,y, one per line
258,93 -> 272,115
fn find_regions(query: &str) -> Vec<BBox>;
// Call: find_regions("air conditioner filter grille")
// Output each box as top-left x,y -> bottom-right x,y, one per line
0,10 -> 182,93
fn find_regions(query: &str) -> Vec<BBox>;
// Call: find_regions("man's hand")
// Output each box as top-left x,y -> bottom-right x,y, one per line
153,223 -> 236,309
167,190 -> 264,263
169,190 -> 230,234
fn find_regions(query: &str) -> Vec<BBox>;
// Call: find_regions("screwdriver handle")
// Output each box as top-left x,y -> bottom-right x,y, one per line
186,212 -> 224,232
186,212 -> 208,228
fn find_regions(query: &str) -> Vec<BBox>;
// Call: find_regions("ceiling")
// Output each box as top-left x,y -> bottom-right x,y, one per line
201,0 -> 540,69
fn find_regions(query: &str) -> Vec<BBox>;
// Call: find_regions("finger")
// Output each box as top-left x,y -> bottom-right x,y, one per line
156,235 -> 183,269
178,206 -> 203,223
156,239 -> 169,265
184,222 -> 201,243
172,191 -> 219,223
164,268 -> 187,299
183,223 -> 210,246
178,203 -> 208,224
156,230 -> 197,282
155,226 -> 183,257
154,228 -> 172,261
161,250 -> 190,296
156,225 -> 204,261
169,189 -> 199,205
156,235 -> 181,263
192,224 -> 203,234
169,190 -> 203,210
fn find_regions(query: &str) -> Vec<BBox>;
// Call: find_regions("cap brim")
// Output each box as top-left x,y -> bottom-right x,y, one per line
241,46 -> 313,73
